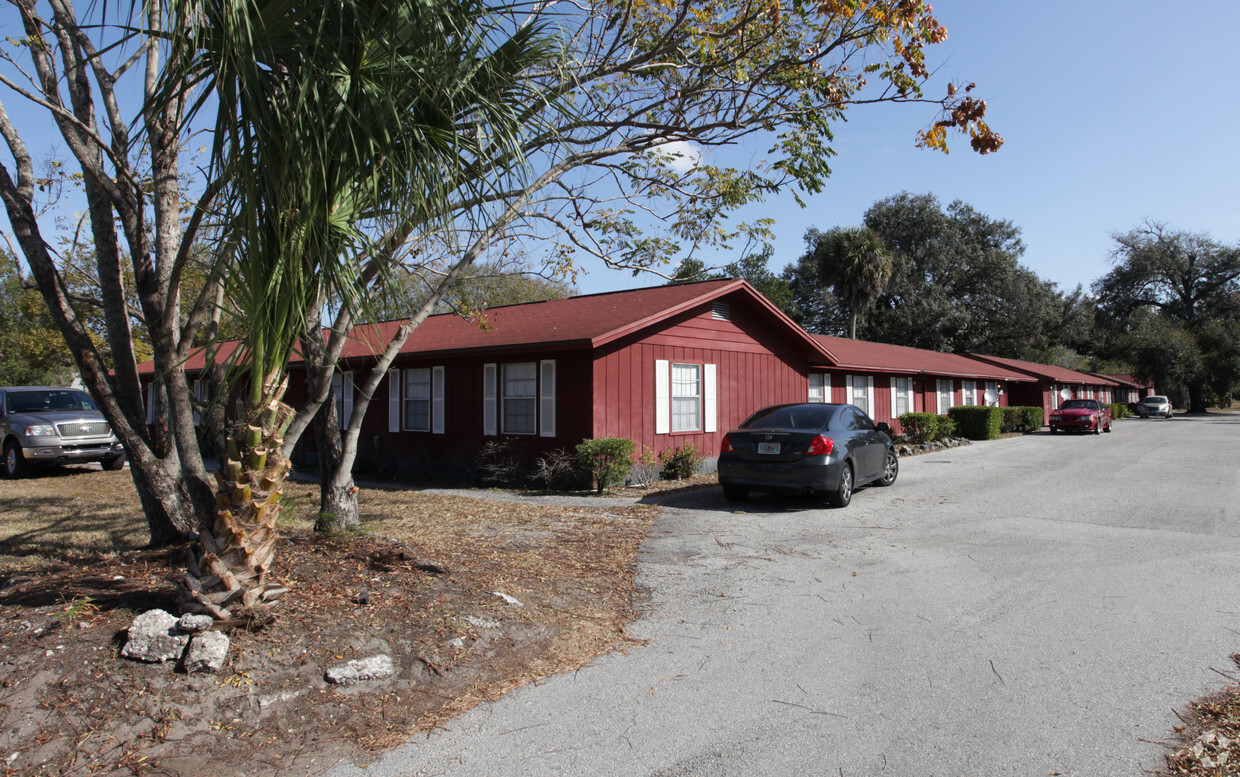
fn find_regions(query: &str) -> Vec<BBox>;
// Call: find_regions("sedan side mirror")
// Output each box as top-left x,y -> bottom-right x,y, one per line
876,422 -> 893,436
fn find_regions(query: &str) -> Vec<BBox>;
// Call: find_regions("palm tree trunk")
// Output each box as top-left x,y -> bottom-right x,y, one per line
178,400 -> 294,619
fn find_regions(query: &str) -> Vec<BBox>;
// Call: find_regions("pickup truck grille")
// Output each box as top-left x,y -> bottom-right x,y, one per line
56,421 -> 111,438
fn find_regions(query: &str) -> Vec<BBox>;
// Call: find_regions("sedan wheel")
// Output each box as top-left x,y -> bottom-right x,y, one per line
878,450 -> 899,487
826,462 -> 853,508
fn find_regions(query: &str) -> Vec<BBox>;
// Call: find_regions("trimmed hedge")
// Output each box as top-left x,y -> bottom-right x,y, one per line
999,405 -> 1044,433
1109,402 -> 1130,420
898,412 -> 956,444
948,406 -> 1003,440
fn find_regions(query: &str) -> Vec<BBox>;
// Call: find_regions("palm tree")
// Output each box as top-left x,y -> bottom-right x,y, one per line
812,227 -> 894,339
166,0 -> 555,618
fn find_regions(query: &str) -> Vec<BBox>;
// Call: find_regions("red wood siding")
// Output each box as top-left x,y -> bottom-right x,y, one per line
592,303 -> 809,460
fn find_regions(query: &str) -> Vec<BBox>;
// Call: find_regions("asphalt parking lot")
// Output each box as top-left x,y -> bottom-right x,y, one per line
330,413 -> 1240,777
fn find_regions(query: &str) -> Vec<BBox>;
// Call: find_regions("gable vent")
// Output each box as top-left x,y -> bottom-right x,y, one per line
711,301 -> 731,321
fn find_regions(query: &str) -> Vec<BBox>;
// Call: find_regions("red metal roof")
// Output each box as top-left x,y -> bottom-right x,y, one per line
139,279 -> 835,373
967,354 -> 1122,386
809,335 -> 1035,382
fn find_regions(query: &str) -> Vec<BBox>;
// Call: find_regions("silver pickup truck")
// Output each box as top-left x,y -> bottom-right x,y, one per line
0,386 -> 126,478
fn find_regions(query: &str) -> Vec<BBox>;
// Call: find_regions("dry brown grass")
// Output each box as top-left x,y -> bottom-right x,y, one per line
0,466 -> 659,777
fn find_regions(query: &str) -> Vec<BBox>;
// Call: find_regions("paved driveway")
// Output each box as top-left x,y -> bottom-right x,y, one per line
329,414 -> 1240,777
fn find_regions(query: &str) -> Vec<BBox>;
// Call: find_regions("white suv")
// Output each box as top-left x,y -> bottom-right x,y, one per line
0,386 -> 126,477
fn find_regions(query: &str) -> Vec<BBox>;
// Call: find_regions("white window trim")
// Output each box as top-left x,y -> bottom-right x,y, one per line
402,367 -> 432,432
809,373 -> 830,404
847,374 -> 875,419
432,366 -> 445,435
703,363 -> 717,433
331,372 -> 354,430
483,363 -> 497,436
890,376 -> 914,419
936,379 -> 954,414
387,369 -> 401,432
671,362 -> 703,433
655,360 -> 670,434
539,360 -> 556,437
962,380 -> 977,407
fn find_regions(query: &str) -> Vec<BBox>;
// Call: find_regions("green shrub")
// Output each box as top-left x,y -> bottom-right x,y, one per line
948,406 -> 1002,440
660,442 -> 703,480
1109,402 -> 1129,420
898,412 -> 955,443
575,437 -> 636,494
1000,405 -> 1044,433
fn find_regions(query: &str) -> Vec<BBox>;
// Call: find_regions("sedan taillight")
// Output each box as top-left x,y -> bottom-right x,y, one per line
720,433 -> 735,454
805,435 -> 834,456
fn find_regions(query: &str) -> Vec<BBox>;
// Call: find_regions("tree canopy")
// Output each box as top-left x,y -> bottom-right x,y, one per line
1093,222 -> 1240,410
786,193 -> 1092,361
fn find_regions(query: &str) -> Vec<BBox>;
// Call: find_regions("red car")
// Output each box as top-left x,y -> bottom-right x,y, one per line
1049,398 -> 1112,435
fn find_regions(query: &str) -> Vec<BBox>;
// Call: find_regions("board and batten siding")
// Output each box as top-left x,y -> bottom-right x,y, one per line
592,302 -> 808,458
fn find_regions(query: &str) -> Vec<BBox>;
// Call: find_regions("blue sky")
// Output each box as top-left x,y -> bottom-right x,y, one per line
577,0 -> 1240,297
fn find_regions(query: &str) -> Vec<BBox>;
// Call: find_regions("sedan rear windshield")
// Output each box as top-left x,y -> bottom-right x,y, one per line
1059,400 -> 1097,410
740,405 -> 832,430
6,390 -> 98,413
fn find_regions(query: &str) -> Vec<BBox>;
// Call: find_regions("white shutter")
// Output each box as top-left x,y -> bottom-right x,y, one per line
341,371 -> 354,429
432,366 -> 445,434
146,383 -> 156,424
483,363 -> 497,436
866,376 -> 875,419
539,360 -> 556,437
388,369 -> 401,432
654,360 -> 670,434
704,363 -> 717,433
890,377 -> 898,419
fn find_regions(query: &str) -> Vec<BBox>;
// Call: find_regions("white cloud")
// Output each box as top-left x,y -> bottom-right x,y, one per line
658,140 -> 702,172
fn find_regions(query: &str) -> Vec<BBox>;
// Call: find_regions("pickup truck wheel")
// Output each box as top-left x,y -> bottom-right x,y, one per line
102,455 -> 126,471
3,442 -> 28,479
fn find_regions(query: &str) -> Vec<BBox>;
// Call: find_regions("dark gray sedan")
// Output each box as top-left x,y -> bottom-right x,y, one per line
717,403 -> 898,507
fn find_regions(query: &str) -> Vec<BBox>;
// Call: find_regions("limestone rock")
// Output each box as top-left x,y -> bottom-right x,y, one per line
121,610 -> 189,663
325,655 -> 395,686
184,630 -> 230,674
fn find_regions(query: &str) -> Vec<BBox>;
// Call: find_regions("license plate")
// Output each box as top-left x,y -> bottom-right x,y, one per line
757,442 -> 780,455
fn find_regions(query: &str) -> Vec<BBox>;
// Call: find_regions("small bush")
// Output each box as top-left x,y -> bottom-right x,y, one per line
948,406 -> 1002,440
631,445 -> 662,487
476,438 -> 520,486
534,448 -> 580,491
575,437 -> 636,494
660,442 -> 703,480
898,412 -> 955,444
1109,402 -> 1130,420
1000,406 -> 1043,433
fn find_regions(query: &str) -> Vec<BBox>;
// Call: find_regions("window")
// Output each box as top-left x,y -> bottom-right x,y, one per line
482,361 -> 554,437
936,379 -> 954,414
847,375 -> 874,418
403,368 -> 431,431
809,373 -> 830,403
655,360 -> 715,434
502,362 -> 537,435
331,372 -> 354,430
191,379 -> 209,425
891,377 -> 914,418
672,363 -> 702,432
962,380 -> 977,406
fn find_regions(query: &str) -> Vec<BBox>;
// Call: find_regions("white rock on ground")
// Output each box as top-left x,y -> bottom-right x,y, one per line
121,609 -> 189,663
184,630 -> 230,674
325,655 -> 395,686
